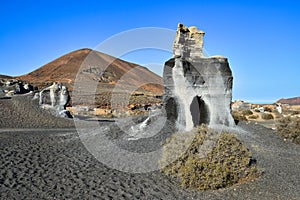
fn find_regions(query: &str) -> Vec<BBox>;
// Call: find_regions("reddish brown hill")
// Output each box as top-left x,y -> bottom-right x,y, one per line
277,97 -> 300,105
17,48 -> 163,91
18,48 -> 92,85
0,74 -> 13,79
17,48 -> 163,107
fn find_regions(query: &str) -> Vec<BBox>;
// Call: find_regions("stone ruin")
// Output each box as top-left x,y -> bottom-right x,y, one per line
38,82 -> 72,118
163,23 -> 234,131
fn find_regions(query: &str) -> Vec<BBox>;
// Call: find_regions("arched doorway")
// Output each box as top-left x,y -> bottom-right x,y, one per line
190,96 -> 210,127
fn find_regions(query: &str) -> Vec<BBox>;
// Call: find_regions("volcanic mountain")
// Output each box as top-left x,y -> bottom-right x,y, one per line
277,97 -> 300,105
17,48 -> 163,107
18,48 -> 162,91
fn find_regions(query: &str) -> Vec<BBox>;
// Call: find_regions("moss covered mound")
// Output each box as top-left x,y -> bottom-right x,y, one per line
160,125 -> 260,190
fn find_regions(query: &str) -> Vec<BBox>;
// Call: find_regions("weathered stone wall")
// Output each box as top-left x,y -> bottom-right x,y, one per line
163,23 -> 234,131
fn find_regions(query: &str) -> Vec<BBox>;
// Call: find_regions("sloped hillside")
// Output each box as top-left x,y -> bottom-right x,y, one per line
16,48 -> 163,108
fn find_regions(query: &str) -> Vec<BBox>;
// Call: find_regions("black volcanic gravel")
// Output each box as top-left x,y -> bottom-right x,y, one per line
0,96 -> 74,128
0,96 -> 299,199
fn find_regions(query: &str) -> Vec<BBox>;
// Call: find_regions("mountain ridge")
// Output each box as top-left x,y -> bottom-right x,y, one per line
277,97 -> 300,105
15,48 -> 163,94
0,48 -> 163,108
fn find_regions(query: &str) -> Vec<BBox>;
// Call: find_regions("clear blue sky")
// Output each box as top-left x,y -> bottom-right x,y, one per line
1,0 -> 300,103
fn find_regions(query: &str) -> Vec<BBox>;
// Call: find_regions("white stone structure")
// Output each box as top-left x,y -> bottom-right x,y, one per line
163,23 -> 234,131
38,82 -> 71,118
276,103 -> 282,114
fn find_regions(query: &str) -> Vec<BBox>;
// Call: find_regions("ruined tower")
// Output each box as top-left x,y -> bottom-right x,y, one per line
163,23 -> 234,131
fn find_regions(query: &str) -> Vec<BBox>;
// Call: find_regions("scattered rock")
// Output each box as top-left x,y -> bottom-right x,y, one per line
0,79 -> 34,96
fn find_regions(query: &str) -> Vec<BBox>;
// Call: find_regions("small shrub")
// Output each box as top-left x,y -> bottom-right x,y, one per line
263,107 -> 272,112
248,115 -> 259,119
160,125 -> 260,190
254,109 -> 261,113
232,111 -> 247,122
273,111 -> 282,119
276,117 -> 300,144
241,110 -> 253,116
291,110 -> 300,115
261,113 -> 274,120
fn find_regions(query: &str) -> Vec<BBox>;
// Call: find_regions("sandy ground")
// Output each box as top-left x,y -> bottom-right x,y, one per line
0,96 -> 299,199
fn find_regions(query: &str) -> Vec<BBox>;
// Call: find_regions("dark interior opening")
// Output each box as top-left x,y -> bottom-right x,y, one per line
190,96 -> 210,127
165,97 -> 178,124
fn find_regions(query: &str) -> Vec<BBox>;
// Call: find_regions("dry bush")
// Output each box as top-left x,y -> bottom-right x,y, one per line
276,117 -> 300,144
241,110 -> 253,116
248,115 -> 259,119
263,107 -> 272,112
281,108 -> 300,116
232,111 -> 247,122
261,113 -> 274,120
160,125 -> 260,190
291,110 -> 300,115
272,110 -> 282,119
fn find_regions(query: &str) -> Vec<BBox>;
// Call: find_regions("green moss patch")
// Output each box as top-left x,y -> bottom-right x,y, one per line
160,125 -> 260,190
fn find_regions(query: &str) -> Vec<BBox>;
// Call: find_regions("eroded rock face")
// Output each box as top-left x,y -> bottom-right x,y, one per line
0,79 -> 34,96
0,87 -> 4,96
163,23 -> 234,131
173,23 -> 205,59
39,82 -> 72,118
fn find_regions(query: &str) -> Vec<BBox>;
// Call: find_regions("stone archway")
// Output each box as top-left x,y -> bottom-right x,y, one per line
190,96 -> 210,127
